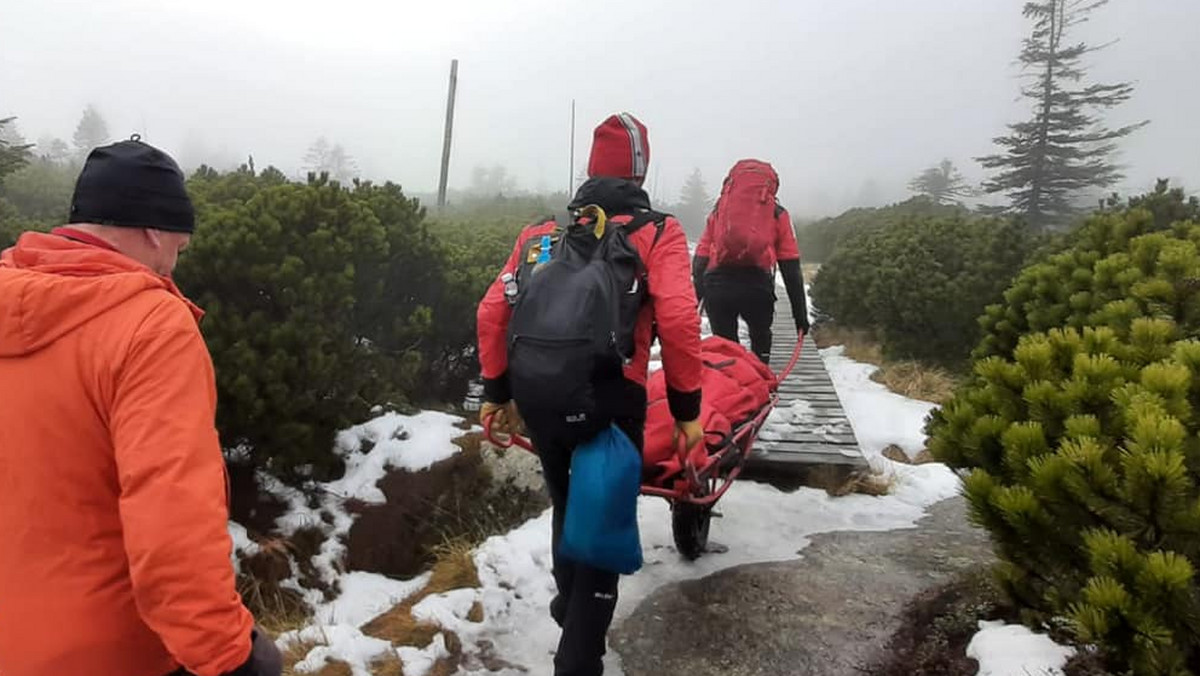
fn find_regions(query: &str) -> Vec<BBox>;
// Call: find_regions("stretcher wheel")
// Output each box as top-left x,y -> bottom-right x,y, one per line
672,502 -> 712,561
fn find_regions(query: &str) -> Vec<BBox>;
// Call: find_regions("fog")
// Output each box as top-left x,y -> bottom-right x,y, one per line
2,0 -> 1197,217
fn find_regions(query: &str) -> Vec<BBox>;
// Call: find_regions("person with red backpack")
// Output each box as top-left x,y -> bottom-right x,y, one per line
476,113 -> 704,676
692,159 -> 809,363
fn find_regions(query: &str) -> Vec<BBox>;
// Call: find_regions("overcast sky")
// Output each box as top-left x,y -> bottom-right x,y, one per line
2,0 -> 1197,217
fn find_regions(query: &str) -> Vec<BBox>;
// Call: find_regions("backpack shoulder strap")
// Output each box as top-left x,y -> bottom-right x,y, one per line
623,210 -> 668,246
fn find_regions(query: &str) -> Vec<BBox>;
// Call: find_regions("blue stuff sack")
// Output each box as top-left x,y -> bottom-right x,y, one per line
559,424 -> 643,574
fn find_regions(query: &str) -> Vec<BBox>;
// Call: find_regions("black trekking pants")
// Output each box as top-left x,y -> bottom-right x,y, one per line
523,380 -> 647,676
705,281 -> 775,364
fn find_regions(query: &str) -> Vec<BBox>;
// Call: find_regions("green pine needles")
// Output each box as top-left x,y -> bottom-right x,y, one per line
929,183 -> 1200,673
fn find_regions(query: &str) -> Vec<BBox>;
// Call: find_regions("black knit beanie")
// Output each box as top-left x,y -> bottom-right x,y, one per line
68,136 -> 195,233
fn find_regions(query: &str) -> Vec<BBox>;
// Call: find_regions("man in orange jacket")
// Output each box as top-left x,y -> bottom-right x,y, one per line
0,138 -> 281,676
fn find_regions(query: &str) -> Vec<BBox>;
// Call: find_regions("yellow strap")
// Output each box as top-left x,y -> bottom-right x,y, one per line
578,204 -> 607,239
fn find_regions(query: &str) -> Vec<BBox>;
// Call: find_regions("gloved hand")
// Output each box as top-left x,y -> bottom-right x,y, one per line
673,418 -> 704,450
480,401 -> 522,437
796,315 -> 811,335
223,626 -> 282,676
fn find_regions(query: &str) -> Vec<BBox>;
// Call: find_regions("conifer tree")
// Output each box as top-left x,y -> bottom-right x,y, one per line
0,117 -> 33,185
978,0 -> 1147,230
676,168 -> 713,240
72,105 -> 110,155
908,159 -> 970,205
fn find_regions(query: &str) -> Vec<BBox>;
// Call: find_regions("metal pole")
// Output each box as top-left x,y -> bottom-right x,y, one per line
437,59 -> 459,209
568,99 -> 576,197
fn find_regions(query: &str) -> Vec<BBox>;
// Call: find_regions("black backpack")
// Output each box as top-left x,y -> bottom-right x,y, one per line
507,207 -> 664,443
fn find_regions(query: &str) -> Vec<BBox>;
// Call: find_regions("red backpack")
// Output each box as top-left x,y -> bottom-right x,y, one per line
709,159 -> 780,270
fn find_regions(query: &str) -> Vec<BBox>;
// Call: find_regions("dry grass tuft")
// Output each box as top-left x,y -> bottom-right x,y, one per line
280,640 -> 355,676
467,601 -> 485,623
848,471 -> 895,497
368,652 -> 406,676
315,660 -> 353,676
882,444 -> 940,466
802,263 -> 821,285
802,465 -> 855,494
812,324 -> 883,365
812,323 -> 960,404
236,574 -> 310,637
872,361 -> 959,404
362,536 -> 482,650
800,465 -> 893,497
427,539 -> 480,594
828,469 -> 895,497
881,444 -> 912,464
281,639 -> 320,676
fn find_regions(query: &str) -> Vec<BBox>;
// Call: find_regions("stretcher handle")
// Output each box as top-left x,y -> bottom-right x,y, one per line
774,330 -> 806,382
482,413 -> 535,452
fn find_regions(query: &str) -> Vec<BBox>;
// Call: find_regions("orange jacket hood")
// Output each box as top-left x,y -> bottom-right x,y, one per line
0,230 -> 202,357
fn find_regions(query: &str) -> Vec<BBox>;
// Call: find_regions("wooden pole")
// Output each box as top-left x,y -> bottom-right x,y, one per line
437,59 -> 459,209
568,99 -> 576,197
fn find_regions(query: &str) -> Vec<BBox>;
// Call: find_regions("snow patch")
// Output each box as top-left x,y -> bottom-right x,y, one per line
262,410 -> 469,672
227,521 -> 260,574
967,620 -> 1075,676
314,571 -> 431,628
759,399 -> 816,441
285,624 -> 396,676
329,411 -> 464,504
395,633 -> 451,676
822,345 -> 936,460
276,569 -> 432,675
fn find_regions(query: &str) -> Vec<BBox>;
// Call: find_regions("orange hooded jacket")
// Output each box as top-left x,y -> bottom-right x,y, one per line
0,230 -> 254,676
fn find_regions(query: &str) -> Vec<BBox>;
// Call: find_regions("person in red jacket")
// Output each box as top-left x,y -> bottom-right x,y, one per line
476,113 -> 703,676
0,139 -> 280,676
692,160 -> 809,364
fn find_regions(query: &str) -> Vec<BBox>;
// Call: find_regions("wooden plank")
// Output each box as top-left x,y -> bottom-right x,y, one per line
737,295 -> 870,483
777,391 -> 843,400
777,393 -> 841,401
755,439 -> 863,453
773,409 -> 851,420
774,399 -> 850,410
759,434 -> 859,446
777,382 -> 838,390
749,447 -> 869,468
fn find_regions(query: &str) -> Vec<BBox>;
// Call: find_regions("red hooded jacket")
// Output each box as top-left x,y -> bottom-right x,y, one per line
477,178 -> 703,422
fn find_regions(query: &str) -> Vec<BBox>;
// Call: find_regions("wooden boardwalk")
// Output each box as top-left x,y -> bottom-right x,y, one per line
744,295 -> 869,482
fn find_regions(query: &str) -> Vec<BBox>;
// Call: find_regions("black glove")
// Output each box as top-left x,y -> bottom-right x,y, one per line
691,255 -> 709,305
779,259 -> 809,335
224,627 -> 282,676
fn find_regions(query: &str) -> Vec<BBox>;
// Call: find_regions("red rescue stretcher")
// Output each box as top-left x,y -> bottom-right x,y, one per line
485,334 -> 804,560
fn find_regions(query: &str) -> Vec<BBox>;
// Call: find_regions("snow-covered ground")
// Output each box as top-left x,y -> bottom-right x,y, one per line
453,344 -> 961,675
252,274 -> 1080,675
233,411 -> 467,675
254,340 -> 967,675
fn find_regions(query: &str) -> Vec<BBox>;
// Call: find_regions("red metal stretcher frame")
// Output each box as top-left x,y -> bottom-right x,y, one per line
484,334 -> 805,508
